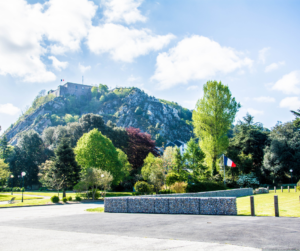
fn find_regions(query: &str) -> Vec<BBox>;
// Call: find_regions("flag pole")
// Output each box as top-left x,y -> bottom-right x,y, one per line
223,154 -> 226,185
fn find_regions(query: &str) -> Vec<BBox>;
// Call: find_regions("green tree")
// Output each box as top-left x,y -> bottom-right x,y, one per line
263,122 -> 300,184
0,159 -> 10,186
116,148 -> 132,181
0,135 -> 12,161
91,86 -> 98,98
38,160 -> 65,197
74,129 -> 123,185
75,168 -> 113,200
14,130 -> 46,188
155,134 -> 165,147
162,146 -> 176,174
173,147 -> 185,175
53,139 -> 81,197
226,113 -> 269,181
141,153 -> 164,193
192,81 -> 240,175
99,84 -> 109,94
184,138 -> 206,178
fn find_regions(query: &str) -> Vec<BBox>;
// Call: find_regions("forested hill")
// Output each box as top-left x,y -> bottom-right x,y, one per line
4,86 -> 193,145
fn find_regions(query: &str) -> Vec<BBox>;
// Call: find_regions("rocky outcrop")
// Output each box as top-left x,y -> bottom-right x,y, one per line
4,88 -> 193,145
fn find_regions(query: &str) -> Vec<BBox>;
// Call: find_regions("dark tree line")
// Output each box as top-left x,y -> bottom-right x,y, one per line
1,114 -> 157,189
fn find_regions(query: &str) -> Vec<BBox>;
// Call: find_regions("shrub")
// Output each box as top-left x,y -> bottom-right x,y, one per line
4,187 -> 11,192
158,189 -> 175,194
75,196 -> 82,201
51,195 -> 59,203
13,187 -> 21,192
170,182 -> 187,193
186,181 -> 227,193
134,181 -> 153,194
236,173 -> 259,188
166,172 -> 182,186
62,197 -> 68,203
84,190 -> 100,200
67,196 -> 72,201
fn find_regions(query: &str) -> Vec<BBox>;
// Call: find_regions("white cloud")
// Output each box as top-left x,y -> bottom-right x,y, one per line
79,63 -> 91,73
0,0 -> 56,82
187,85 -> 199,91
247,108 -> 264,116
258,47 -> 270,64
272,70 -> 300,94
101,0 -> 146,24
44,0 -> 97,54
265,61 -> 285,72
87,23 -> 175,62
0,0 -> 97,82
151,35 -> 253,89
48,56 -> 68,71
253,96 -> 276,103
0,103 -> 21,115
279,97 -> 300,110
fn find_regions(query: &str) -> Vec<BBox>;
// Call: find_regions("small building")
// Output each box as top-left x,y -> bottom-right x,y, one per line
165,140 -> 187,155
48,82 -> 93,97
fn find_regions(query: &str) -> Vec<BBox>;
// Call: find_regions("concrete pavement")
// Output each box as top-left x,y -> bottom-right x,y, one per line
0,203 -> 299,250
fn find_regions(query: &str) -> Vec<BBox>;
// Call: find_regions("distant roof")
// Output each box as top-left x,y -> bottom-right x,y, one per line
165,142 -> 176,148
173,140 -> 185,147
63,82 -> 93,88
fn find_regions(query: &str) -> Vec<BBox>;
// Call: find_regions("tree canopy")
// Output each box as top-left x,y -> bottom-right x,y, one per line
74,129 -> 122,185
192,81 -> 240,175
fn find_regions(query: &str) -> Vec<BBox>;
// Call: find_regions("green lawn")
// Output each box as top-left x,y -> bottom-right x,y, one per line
86,207 -> 104,213
237,189 -> 300,217
0,194 -> 42,202
0,199 -> 51,208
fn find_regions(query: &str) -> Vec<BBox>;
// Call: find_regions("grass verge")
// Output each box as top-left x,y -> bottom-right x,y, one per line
0,194 -> 43,202
237,189 -> 300,217
86,207 -> 104,213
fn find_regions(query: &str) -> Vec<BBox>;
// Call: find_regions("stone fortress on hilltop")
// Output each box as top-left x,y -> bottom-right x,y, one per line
48,82 -> 93,97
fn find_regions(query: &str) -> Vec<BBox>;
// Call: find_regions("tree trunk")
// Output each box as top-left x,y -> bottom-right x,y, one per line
63,189 -> 66,198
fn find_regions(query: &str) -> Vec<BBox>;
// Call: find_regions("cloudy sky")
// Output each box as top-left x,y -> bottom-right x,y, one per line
0,0 -> 300,133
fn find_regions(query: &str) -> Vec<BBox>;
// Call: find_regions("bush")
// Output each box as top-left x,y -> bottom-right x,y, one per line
186,181 -> 227,193
75,196 -> 82,201
67,196 -> 72,201
170,182 -> 187,193
158,189 -> 175,194
4,187 -> 11,192
84,190 -> 100,200
62,197 -> 68,203
166,172 -> 182,186
134,181 -> 153,194
51,195 -> 59,203
236,173 -> 259,188
13,187 -> 21,192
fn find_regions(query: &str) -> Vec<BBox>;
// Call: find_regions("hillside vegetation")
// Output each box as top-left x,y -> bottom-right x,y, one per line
4,85 -> 193,145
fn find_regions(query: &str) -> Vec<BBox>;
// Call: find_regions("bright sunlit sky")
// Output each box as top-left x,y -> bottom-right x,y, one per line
1,0 -> 300,133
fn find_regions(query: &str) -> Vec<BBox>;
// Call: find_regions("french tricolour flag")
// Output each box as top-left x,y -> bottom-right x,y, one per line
224,156 -> 236,167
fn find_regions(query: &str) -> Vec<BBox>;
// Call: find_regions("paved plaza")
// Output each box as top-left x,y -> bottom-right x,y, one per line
0,203 -> 299,250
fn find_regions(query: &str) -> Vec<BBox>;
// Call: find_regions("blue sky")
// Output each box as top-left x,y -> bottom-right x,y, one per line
1,0 -> 300,134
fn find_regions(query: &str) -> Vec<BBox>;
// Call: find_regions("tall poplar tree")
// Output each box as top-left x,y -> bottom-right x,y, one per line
192,81 -> 240,175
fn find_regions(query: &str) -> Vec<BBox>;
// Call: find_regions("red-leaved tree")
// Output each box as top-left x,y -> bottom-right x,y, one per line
126,127 -> 158,172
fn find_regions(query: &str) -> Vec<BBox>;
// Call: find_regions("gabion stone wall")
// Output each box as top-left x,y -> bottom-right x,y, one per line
104,197 -> 237,215
145,188 -> 253,198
